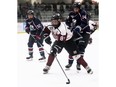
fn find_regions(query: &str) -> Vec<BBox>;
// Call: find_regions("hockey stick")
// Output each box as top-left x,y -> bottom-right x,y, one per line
29,33 -> 43,45
55,55 -> 70,84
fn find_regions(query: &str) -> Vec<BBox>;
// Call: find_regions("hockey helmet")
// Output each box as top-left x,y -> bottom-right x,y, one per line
73,2 -> 81,9
27,10 -> 34,15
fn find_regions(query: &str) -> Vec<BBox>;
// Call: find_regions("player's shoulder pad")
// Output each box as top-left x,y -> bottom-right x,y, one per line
44,25 -> 52,33
34,18 -> 41,22
45,25 -> 54,31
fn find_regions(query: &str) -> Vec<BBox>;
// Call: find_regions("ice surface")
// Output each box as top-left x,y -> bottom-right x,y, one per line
17,28 -> 99,87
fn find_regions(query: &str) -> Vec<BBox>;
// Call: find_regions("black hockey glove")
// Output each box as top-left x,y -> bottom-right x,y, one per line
25,29 -> 30,34
45,36 -> 52,46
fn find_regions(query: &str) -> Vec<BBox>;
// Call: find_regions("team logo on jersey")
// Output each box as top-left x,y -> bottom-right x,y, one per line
30,25 -> 36,31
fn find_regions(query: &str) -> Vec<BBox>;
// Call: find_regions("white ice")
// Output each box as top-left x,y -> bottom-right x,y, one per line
17,26 -> 99,87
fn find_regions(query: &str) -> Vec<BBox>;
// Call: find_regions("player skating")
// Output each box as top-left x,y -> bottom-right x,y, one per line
42,14 -> 91,74
25,10 -> 46,61
65,2 -> 96,74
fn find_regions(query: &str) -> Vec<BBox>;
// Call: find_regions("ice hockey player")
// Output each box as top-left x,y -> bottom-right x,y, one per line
42,14 -> 91,74
25,10 -> 46,61
65,2 -> 94,74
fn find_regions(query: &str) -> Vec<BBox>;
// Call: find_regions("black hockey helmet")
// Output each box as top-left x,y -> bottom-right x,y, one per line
51,14 -> 61,20
51,14 -> 61,28
27,10 -> 34,15
73,2 -> 81,9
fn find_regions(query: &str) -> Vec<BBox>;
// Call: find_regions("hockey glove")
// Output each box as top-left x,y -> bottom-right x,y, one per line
45,36 -> 52,46
25,28 -> 30,34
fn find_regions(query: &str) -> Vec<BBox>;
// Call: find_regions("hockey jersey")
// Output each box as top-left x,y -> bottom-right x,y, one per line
25,17 -> 43,35
65,9 -> 91,35
43,23 -> 73,41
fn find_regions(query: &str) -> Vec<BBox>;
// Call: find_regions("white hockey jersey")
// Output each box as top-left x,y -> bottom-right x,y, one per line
46,23 -> 73,41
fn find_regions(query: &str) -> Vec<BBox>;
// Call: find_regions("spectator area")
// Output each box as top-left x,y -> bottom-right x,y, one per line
18,1 -> 99,22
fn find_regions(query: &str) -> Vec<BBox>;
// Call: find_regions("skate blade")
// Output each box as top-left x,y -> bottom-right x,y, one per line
88,71 -> 93,74
26,58 -> 33,61
38,59 -> 46,62
43,71 -> 48,74
65,68 -> 70,71
77,70 -> 80,73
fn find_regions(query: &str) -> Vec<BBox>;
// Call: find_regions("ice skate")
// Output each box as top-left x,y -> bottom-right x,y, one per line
38,56 -> 46,61
65,64 -> 72,70
43,65 -> 50,74
86,66 -> 93,74
76,63 -> 81,71
26,55 -> 33,61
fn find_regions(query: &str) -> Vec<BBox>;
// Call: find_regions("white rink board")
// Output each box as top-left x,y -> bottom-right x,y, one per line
17,21 -> 98,33
17,22 -> 51,33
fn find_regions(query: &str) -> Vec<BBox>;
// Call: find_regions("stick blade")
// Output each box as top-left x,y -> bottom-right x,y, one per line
66,79 -> 70,84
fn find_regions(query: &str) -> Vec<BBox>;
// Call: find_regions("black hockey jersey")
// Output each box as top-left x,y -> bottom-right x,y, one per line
25,17 -> 43,35
65,9 -> 91,35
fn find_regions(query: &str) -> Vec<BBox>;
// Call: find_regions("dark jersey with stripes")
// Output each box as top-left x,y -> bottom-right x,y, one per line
25,17 -> 43,35
65,9 -> 91,35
